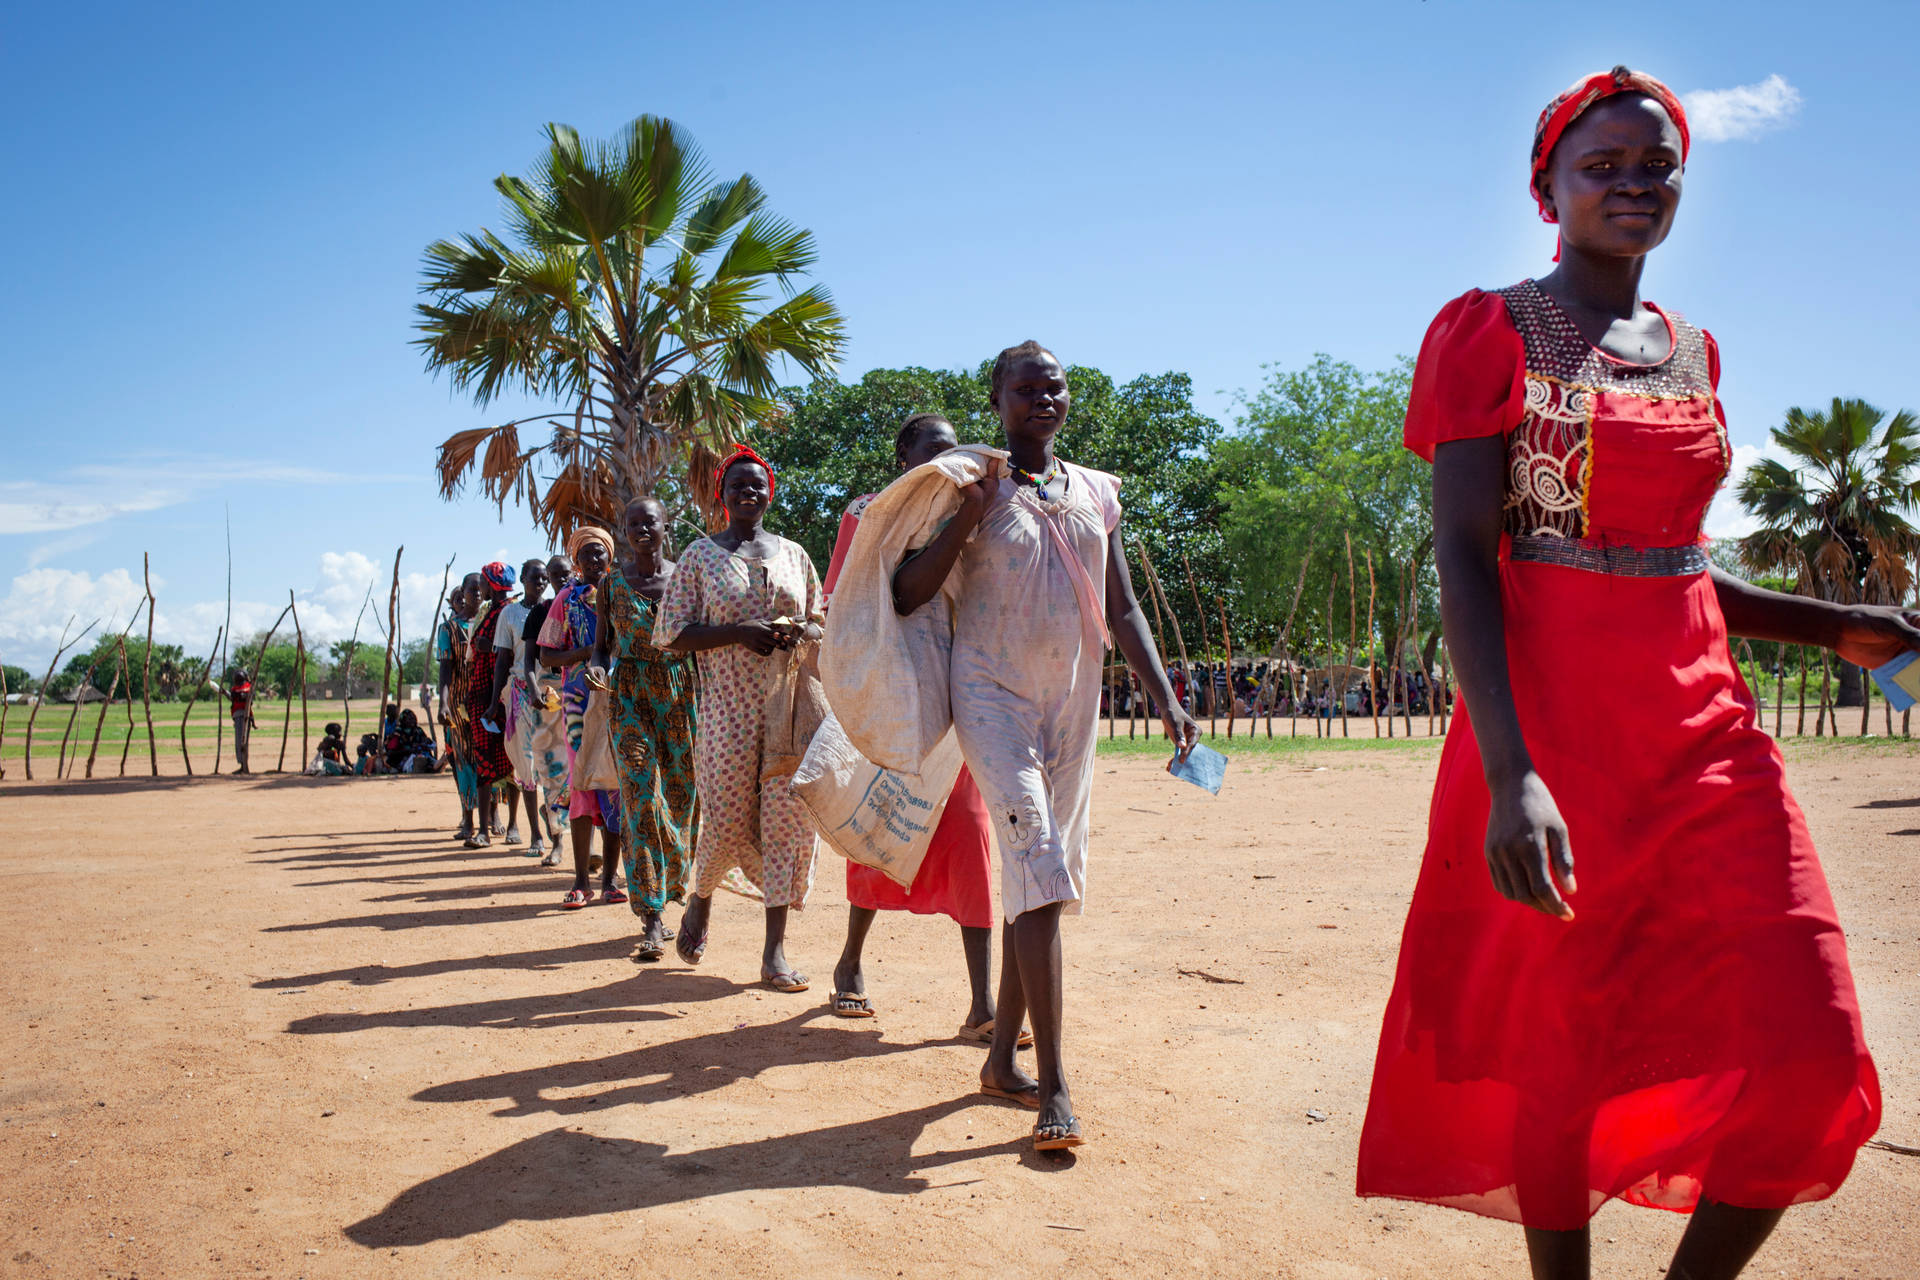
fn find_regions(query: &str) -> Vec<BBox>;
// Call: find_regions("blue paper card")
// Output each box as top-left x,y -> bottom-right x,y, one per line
1168,741 -> 1228,794
1872,651 -> 1920,712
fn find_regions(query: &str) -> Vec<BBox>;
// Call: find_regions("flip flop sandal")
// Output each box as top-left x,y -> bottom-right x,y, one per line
539,850 -> 562,868
979,1084 -> 1043,1110
600,887 -> 629,905
524,842 -> 543,858
560,888 -> 592,910
762,971 -> 810,994
464,834 -> 491,849
675,925 -> 707,966
957,1019 -> 1036,1049
634,937 -> 666,962
503,827 -> 523,845
831,992 -> 875,1018
1033,1116 -> 1085,1151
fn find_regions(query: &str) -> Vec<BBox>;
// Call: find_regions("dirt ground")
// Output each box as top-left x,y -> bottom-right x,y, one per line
2,738 -> 1915,1279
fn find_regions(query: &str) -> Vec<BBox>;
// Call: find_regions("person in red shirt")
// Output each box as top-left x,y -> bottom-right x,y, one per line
225,669 -> 256,774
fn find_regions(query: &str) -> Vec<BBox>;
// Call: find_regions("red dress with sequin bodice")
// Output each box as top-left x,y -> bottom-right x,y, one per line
1356,281 -> 1879,1229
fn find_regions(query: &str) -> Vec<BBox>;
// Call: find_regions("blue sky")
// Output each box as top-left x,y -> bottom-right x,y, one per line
2,1 -> 1915,672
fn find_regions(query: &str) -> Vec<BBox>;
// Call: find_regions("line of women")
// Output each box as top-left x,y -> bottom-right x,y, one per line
406,64 -> 1918,1276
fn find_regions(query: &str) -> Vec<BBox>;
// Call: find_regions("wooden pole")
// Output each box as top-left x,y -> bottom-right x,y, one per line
181,626 -> 222,776
23,616 -> 96,781
341,581 -> 375,744
1273,537 -> 1315,740
82,647 -> 125,779
139,554 -> 159,774
1136,545 -> 1192,738
1217,597 -> 1236,739
1796,646 -> 1809,736
1772,643 -> 1784,736
1859,662 -> 1872,737
424,554 -> 455,750
1340,534 -> 1358,738
1815,651 -> 1832,736
277,593 -> 297,773
1401,560 -> 1419,738
1107,658 -> 1117,740
1320,564 -> 1335,739
377,546 -> 404,733
55,653 -> 94,779
0,662 -> 9,781
244,603 -> 294,772
215,507 -> 232,773
1365,551 -> 1381,739
1182,552 -> 1216,736
1437,642 -> 1452,734
291,593 -> 309,769
1129,667 -> 1139,738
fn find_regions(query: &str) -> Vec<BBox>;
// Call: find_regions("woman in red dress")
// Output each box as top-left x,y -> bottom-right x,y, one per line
822,412 -> 1015,1045
1356,68 -> 1916,1279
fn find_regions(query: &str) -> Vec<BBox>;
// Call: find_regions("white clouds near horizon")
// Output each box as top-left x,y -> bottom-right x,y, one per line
0,457 -> 413,537
1683,74 -> 1802,143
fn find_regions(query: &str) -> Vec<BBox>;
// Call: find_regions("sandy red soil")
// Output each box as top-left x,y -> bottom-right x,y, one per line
1,739 -> 1915,1279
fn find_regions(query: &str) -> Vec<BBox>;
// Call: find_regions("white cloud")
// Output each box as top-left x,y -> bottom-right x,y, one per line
1682,74 -> 1802,143
0,456 -> 411,536
0,550 -> 467,675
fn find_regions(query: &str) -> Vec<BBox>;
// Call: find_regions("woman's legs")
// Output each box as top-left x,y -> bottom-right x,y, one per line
833,906 -> 877,998
979,920 -> 1039,1101
1524,1228 -> 1589,1280
501,785 -> 521,842
599,824 -> 622,895
762,906 -> 804,984
1667,1201 -> 1784,1280
960,924 -> 995,1029
567,816 -> 596,892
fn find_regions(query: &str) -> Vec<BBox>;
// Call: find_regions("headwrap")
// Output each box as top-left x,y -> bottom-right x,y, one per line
566,525 -> 616,564
1529,65 -> 1690,258
713,444 -> 776,505
481,561 -> 516,591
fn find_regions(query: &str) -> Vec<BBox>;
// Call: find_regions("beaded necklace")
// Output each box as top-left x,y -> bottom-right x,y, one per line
1008,458 -> 1064,500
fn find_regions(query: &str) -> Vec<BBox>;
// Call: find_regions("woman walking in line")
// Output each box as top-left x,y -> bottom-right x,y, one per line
595,496 -> 699,962
655,446 -> 824,992
539,530 -> 625,908
1356,68 -> 1907,1280
464,562 -> 519,849
522,553 -> 571,867
820,412 -> 1011,1042
888,342 -> 1197,1152
435,577 -> 481,841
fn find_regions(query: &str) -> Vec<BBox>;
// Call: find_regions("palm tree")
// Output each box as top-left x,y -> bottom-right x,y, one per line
418,116 -> 846,538
1736,396 -> 1920,706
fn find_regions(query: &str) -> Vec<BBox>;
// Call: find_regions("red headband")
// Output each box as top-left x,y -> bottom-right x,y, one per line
1530,66 -> 1689,256
713,444 -> 775,505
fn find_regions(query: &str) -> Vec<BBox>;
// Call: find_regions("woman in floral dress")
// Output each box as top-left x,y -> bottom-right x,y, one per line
595,496 -> 699,961
538,527 -> 625,910
655,447 -> 824,992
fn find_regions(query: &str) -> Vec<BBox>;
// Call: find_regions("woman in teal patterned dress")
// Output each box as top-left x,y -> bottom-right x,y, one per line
595,496 -> 700,961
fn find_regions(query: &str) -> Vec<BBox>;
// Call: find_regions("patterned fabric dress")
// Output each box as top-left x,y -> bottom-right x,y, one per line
652,535 -> 823,908
1357,281 -> 1879,1229
466,597 -> 515,795
604,567 -> 700,915
521,596 -> 572,831
536,581 -> 620,830
436,616 -> 479,811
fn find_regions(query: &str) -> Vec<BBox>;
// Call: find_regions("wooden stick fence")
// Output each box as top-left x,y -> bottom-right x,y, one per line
140,553 -> 158,775
181,627 -> 223,775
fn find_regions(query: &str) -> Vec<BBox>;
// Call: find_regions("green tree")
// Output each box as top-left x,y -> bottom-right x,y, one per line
2,664 -> 36,696
421,115 -> 846,543
755,362 -> 1224,649
1736,396 -> 1920,706
1215,355 -> 1427,680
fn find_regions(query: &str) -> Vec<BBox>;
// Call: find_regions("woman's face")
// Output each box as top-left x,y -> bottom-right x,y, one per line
722,460 -> 772,524
1541,93 -> 1683,260
521,560 -> 548,599
625,499 -> 667,552
546,555 -> 570,588
993,353 -> 1070,444
899,420 -> 959,471
576,540 -> 609,584
457,578 -> 483,618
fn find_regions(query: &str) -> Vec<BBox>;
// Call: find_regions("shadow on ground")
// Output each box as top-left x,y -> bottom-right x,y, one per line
343,1096 -> 1069,1249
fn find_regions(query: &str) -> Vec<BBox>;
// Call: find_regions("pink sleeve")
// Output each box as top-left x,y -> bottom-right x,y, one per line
1099,471 -> 1123,533
1403,289 -> 1526,463
821,506 -> 861,598
536,587 -> 570,649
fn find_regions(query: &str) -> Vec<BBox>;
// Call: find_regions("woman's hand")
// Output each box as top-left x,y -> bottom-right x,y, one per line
956,469 -> 998,523
1162,706 -> 1201,762
1484,770 -> 1576,920
1834,606 -> 1920,671
734,621 -> 787,656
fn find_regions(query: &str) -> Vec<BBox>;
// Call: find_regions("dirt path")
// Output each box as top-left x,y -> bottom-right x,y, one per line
2,741 -> 1915,1278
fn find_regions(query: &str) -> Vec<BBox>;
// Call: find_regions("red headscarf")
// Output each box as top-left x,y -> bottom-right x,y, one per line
1529,65 -> 1690,256
713,444 -> 775,505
